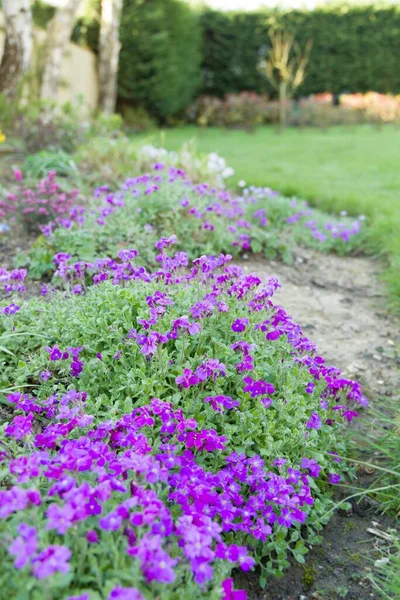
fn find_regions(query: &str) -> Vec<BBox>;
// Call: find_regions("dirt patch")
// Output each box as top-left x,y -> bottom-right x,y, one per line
236,249 -> 400,600
242,248 -> 399,403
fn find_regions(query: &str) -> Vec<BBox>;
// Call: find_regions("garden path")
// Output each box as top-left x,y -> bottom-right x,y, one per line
237,249 -> 400,600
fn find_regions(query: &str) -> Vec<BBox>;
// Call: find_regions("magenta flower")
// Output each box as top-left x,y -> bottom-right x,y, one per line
222,578 -> 247,600
176,368 -> 200,389
226,545 -> 255,571
5,413 -> 34,440
86,530 -> 99,544
109,588 -> 144,600
13,168 -> 23,181
243,376 -> 275,397
31,545 -> 71,579
231,318 -> 249,333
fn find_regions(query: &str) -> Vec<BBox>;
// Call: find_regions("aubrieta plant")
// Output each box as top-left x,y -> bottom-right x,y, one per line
0,238 -> 367,599
21,163 -> 364,279
0,170 -> 80,234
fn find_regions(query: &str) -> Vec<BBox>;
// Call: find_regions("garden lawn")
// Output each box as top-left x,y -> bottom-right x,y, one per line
137,125 -> 400,308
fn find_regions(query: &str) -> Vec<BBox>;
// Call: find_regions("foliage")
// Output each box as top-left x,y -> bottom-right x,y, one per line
23,150 -> 79,180
187,93 -> 269,130
3,99 -> 90,154
23,165 -> 363,280
0,236 -> 367,596
121,106 -> 156,134
74,137 -> 235,188
199,6 -> 400,99
118,0 -> 202,120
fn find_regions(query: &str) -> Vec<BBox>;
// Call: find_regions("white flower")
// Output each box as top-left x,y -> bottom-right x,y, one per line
222,167 -> 235,179
238,180 -> 246,188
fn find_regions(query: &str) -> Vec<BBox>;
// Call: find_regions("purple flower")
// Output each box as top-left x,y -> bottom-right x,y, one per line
86,530 -> 99,544
306,412 -> 322,430
222,578 -> 247,600
176,369 -> 200,389
31,545 -> 71,579
39,370 -> 53,381
3,303 -> 20,315
243,376 -> 275,397
5,413 -> 33,440
71,359 -> 83,377
68,596 -> 89,600
231,318 -> 249,333
226,545 -> 255,571
9,524 -> 37,568
305,382 -> 316,394
108,588 -> 144,600
99,512 -> 122,531
118,248 -> 139,260
46,503 -> 75,534
329,473 -> 341,484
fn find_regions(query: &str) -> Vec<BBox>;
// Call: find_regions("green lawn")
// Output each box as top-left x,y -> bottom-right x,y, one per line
137,124 -> 400,309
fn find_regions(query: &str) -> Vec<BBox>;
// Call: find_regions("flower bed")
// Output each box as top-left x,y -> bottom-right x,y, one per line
0,236 -> 367,598
8,165 -> 364,281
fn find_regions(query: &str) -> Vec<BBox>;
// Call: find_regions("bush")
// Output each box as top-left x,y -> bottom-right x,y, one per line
0,240 -> 367,597
0,170 -> 80,234
10,100 -> 90,154
188,93 -> 269,130
118,0 -> 202,120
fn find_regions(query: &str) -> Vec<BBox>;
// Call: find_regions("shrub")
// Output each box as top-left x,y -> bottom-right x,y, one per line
0,171 -> 81,234
10,100 -> 90,154
188,93 -> 268,130
0,242 -> 366,597
118,0 -> 202,121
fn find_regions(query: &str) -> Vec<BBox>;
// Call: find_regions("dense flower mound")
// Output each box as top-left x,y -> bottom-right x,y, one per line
18,164 -> 364,280
0,242 -> 367,598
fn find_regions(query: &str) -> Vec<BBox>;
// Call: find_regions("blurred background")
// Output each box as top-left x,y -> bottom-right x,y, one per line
0,0 -> 399,303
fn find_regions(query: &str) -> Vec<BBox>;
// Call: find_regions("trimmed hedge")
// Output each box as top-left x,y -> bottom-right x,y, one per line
117,0 -> 202,120
200,5 -> 400,98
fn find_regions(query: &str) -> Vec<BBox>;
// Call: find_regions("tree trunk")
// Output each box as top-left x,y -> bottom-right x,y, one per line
0,0 -> 32,100
40,0 -> 82,101
279,81 -> 287,131
98,0 -> 123,114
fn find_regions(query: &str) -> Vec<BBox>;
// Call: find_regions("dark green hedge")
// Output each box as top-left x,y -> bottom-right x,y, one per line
118,0 -> 202,120
200,5 -> 400,98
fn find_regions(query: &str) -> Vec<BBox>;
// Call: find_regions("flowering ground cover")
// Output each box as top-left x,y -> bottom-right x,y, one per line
4,167 -> 363,282
0,216 -> 370,599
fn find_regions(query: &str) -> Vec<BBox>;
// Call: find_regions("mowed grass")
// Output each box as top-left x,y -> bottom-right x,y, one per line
137,125 -> 400,309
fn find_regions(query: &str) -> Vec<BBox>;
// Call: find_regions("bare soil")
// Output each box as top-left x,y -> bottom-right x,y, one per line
235,248 -> 400,600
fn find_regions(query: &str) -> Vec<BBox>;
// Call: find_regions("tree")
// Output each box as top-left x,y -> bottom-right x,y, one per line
98,0 -> 123,114
40,0 -> 82,101
0,0 -> 33,99
263,28 -> 312,129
